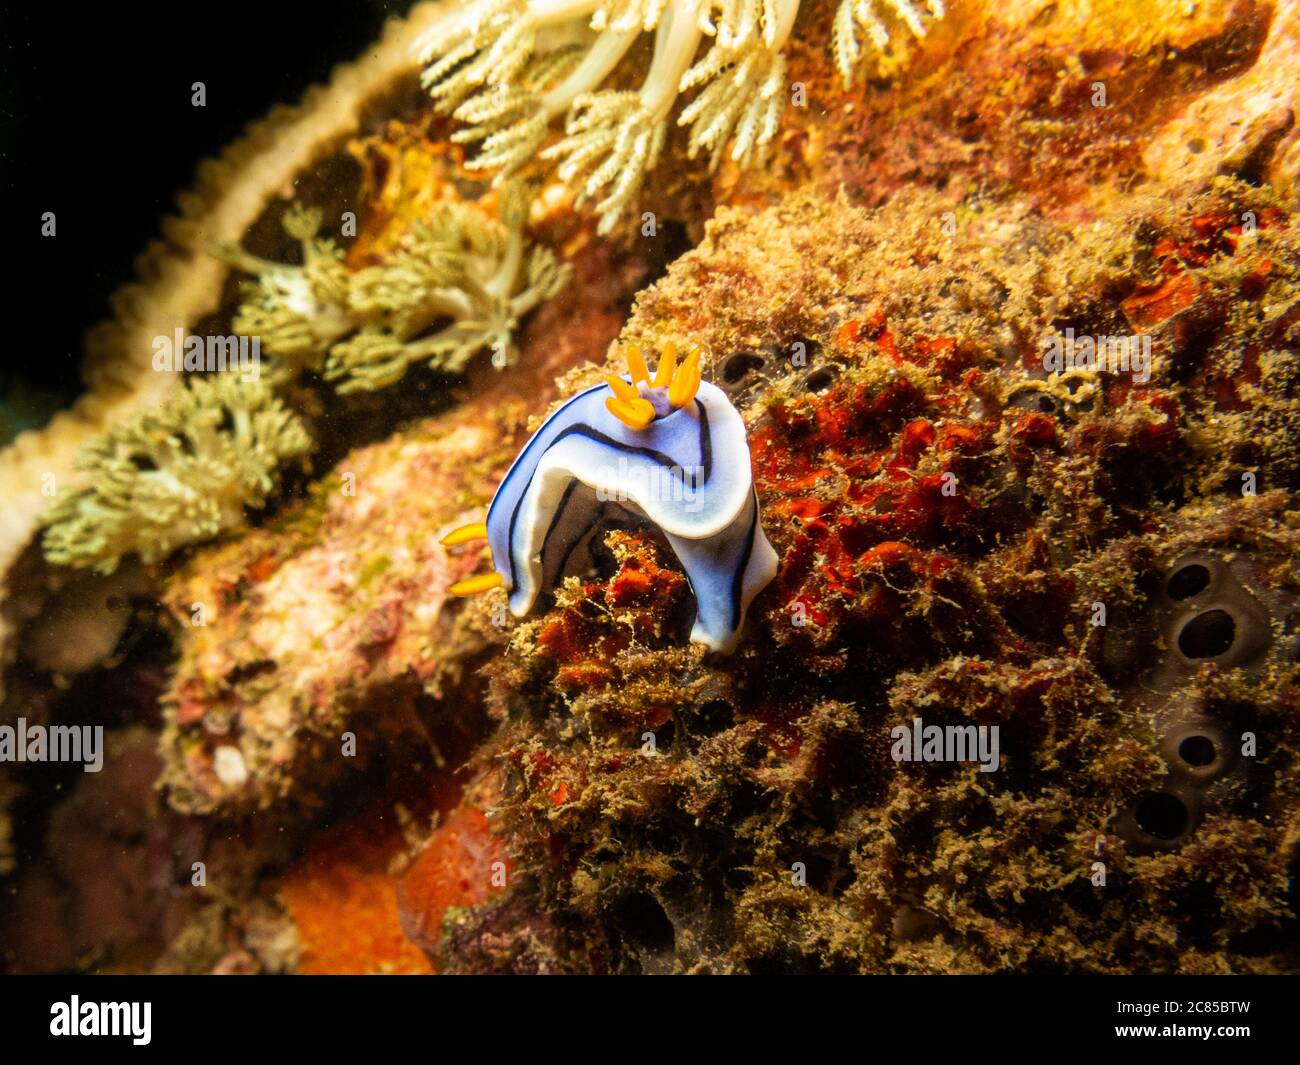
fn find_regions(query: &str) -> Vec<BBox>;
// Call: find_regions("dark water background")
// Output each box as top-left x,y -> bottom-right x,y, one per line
0,0 -> 405,438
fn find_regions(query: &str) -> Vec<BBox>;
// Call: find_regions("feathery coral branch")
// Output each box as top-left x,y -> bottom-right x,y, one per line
833,0 -> 944,88
41,376 -> 312,573
212,186 -> 570,393
212,204 -> 353,384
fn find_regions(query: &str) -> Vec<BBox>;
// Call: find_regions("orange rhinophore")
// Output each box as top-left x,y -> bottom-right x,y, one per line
605,342 -> 701,430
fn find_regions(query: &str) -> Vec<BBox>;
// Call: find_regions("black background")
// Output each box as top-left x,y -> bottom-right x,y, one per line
0,1 -> 402,399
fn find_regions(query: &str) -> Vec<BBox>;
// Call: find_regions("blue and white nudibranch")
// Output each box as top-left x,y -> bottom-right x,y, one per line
442,343 -> 779,653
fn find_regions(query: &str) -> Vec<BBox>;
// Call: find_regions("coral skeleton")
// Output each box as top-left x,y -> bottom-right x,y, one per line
214,186 -> 570,391
442,344 -> 779,653
41,375 -> 312,574
415,0 -> 943,233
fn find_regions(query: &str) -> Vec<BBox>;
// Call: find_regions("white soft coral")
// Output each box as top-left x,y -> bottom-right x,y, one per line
543,0 -> 709,232
417,0 -> 944,232
679,0 -> 799,171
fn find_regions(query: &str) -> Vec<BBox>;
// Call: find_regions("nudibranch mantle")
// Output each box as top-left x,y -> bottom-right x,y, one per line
479,375 -> 778,654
